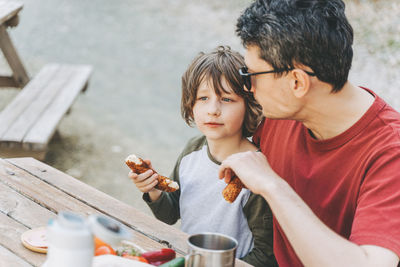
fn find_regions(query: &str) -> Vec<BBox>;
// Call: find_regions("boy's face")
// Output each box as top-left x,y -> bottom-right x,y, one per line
244,45 -> 303,120
193,77 -> 246,142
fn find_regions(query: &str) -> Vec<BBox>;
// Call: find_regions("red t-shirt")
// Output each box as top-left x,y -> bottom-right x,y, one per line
253,88 -> 400,266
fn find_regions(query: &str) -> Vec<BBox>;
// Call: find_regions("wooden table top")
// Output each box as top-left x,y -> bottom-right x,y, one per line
0,157 -> 251,266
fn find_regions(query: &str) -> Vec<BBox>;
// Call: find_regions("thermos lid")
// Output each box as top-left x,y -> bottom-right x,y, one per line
89,214 -> 131,247
58,212 -> 86,229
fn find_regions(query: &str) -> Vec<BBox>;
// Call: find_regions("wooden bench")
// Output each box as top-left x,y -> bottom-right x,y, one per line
0,63 -> 92,160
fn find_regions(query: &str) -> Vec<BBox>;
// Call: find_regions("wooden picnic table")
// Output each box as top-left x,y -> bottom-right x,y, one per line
0,157 -> 251,267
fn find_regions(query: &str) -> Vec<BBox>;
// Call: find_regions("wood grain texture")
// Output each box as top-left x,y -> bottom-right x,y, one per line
0,180 -> 56,228
23,64 -> 92,149
0,212 -> 43,266
1,65 -> 74,143
0,65 -> 58,138
0,244 -> 32,267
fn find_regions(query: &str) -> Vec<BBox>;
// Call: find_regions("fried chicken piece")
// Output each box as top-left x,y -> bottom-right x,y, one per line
125,154 -> 179,192
222,176 -> 245,203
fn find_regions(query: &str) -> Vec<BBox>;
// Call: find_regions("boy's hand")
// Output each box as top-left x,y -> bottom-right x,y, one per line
128,159 -> 162,201
125,155 -> 179,193
128,162 -> 158,193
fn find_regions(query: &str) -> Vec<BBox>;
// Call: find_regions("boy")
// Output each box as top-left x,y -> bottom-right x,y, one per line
129,46 -> 277,266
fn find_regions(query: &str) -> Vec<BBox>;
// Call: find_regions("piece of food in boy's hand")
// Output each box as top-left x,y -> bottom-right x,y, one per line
125,154 -> 179,192
222,176 -> 246,203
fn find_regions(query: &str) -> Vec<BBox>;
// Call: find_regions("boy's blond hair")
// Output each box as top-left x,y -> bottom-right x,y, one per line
181,46 -> 263,137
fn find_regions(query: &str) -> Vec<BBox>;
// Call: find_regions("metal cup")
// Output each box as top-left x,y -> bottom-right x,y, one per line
185,232 -> 238,267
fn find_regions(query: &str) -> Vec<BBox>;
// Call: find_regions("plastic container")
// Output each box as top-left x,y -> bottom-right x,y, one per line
42,212 -> 93,267
42,211 -> 132,267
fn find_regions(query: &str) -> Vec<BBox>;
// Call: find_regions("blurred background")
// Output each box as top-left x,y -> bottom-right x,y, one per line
0,0 -> 399,216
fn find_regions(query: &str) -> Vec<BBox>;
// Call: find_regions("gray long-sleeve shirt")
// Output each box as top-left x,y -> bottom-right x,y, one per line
143,135 -> 277,267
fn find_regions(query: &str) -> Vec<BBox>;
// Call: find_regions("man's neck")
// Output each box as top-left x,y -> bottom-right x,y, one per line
302,82 -> 375,140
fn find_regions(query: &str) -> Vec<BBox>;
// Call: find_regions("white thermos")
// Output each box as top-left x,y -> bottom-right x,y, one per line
42,212 -> 93,267
42,211 -> 132,267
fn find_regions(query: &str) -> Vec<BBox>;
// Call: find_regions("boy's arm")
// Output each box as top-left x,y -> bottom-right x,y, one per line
241,193 -> 278,267
143,136 -> 207,226
143,154 -> 182,225
143,189 -> 180,225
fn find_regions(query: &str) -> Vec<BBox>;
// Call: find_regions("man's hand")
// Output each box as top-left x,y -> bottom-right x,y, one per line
218,151 -> 278,196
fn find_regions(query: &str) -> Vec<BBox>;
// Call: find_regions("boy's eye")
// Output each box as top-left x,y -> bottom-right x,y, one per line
198,96 -> 208,101
222,97 -> 233,102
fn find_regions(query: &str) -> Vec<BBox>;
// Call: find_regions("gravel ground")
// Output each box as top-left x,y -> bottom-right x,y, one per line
0,0 -> 399,216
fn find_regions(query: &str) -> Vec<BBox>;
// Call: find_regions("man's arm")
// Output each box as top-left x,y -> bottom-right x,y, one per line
219,151 -> 399,267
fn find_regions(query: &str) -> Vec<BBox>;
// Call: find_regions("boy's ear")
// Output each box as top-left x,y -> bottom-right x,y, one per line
289,69 -> 310,98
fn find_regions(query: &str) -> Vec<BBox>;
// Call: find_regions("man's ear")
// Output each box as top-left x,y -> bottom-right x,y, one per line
290,69 -> 310,98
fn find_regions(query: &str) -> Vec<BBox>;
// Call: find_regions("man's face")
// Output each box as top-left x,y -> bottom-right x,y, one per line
244,45 -> 302,120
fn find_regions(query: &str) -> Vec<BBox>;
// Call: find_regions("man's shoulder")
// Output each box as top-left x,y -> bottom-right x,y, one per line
368,94 -> 400,141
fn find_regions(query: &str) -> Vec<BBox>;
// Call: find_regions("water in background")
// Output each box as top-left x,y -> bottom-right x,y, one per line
1,0 -> 399,215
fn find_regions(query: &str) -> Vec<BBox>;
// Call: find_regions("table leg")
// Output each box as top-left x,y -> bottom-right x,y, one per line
0,24 -> 29,88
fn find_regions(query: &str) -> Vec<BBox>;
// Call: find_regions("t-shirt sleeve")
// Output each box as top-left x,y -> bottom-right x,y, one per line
349,146 -> 400,257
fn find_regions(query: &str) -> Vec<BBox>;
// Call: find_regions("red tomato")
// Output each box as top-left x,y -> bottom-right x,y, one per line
122,255 -> 149,263
95,245 -> 117,256
94,236 -> 108,250
94,236 -> 116,256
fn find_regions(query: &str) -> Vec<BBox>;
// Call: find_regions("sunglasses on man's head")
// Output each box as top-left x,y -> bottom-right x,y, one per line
238,66 -> 316,92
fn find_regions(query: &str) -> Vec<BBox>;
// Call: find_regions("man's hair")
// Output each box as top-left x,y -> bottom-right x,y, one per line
181,46 -> 263,137
236,0 -> 354,92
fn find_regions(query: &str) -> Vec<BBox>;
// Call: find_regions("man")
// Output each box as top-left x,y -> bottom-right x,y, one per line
219,0 -> 400,266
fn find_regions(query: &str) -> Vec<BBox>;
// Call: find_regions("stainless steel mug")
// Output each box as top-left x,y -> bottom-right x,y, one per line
185,232 -> 238,267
